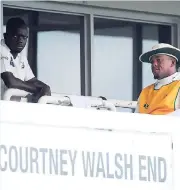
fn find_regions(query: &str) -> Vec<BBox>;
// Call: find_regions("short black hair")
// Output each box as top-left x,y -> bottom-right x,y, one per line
6,17 -> 27,34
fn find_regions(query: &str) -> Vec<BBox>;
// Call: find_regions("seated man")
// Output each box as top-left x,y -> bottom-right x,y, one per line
0,17 -> 51,102
135,43 -> 180,115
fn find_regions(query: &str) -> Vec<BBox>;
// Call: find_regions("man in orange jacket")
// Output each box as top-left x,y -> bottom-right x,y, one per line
135,43 -> 180,115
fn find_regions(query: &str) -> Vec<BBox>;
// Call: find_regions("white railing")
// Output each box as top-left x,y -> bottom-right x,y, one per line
38,95 -> 72,106
3,88 -> 30,101
2,88 -> 137,111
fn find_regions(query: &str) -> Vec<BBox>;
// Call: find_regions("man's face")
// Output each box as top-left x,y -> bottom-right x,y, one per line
6,26 -> 28,53
150,54 -> 175,79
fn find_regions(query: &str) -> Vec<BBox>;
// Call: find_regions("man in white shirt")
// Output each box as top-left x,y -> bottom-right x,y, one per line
1,17 -> 51,102
135,43 -> 180,115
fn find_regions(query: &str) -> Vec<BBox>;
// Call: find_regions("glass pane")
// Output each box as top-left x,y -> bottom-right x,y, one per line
142,25 -> 158,88
37,13 -> 81,95
92,18 -> 133,112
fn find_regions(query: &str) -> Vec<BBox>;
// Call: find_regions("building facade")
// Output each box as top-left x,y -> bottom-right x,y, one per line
1,1 -> 180,111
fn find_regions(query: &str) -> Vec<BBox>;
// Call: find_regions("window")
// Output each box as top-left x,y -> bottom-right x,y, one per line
142,24 -> 172,88
37,12 -> 82,95
142,25 -> 158,88
3,5 -> 175,110
3,8 -> 83,95
92,18 -> 133,112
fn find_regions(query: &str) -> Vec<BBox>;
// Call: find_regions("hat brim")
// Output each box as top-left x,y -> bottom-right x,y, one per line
139,47 -> 180,65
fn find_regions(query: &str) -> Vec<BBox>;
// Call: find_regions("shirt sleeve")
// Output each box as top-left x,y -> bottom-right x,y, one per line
24,57 -> 35,81
0,52 -> 14,74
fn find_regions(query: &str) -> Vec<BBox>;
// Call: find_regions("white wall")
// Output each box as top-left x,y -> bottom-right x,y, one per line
65,1 -> 180,16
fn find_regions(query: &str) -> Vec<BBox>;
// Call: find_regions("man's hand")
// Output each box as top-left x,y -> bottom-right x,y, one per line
31,85 -> 51,103
27,78 -> 51,95
26,78 -> 51,102
42,85 -> 51,96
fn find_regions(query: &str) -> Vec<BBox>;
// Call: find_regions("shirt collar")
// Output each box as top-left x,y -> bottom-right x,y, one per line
1,39 -> 20,58
155,72 -> 179,87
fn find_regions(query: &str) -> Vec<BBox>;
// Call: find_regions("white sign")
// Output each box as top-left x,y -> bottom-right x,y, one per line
1,121 -> 173,190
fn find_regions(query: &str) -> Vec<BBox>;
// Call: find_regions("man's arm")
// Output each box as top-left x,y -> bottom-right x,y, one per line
25,77 -> 51,103
1,72 -> 51,103
1,53 -> 51,99
1,52 -> 41,94
167,90 -> 180,116
23,57 -> 51,96
26,77 -> 51,96
1,72 -> 40,94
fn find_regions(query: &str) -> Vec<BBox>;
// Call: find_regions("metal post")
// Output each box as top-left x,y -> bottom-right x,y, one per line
80,14 -> 93,96
132,23 -> 142,101
28,11 -> 39,77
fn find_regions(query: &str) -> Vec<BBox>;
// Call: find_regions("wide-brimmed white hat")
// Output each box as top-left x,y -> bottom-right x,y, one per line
139,43 -> 180,65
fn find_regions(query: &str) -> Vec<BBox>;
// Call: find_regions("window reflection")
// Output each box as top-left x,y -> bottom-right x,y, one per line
37,13 -> 82,95
142,25 -> 158,88
92,18 -> 133,112
2,7 -> 174,108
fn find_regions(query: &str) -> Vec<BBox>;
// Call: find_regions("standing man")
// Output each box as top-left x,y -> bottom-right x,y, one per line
135,43 -> 180,115
1,17 -> 51,102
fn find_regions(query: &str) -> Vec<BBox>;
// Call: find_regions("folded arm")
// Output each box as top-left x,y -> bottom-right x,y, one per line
1,72 -> 40,94
26,77 -> 51,95
1,53 -> 51,100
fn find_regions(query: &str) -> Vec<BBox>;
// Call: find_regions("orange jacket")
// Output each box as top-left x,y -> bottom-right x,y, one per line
138,81 -> 180,115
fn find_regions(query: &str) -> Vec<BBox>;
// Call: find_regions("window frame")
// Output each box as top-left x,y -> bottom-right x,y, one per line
2,1 -> 180,98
